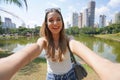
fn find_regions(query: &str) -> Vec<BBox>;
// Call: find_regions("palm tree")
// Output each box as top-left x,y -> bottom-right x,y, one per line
0,0 -> 28,25
0,16 -> 1,25
0,7 -> 25,24
0,0 -> 28,10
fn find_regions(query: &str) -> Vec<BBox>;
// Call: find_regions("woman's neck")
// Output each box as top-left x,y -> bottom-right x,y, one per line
52,34 -> 59,49
52,34 -> 59,42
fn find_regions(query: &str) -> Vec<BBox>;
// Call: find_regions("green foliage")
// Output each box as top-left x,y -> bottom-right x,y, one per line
0,0 -> 28,10
65,26 -> 80,35
0,26 -> 2,34
66,23 -> 120,36
0,25 -> 41,36
0,16 -> 2,25
79,27 -> 98,34
0,53 -> 11,58
33,58 -> 46,63
18,27 -> 27,35
100,23 -> 120,34
0,16 -> 2,34
34,26 -> 41,36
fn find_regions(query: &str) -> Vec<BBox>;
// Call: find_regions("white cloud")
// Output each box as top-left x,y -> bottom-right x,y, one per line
80,6 -> 87,13
64,13 -> 72,28
95,6 -> 110,15
58,0 -> 66,2
95,0 -> 120,23
0,12 -> 11,21
47,2 -> 59,8
68,6 -> 78,12
95,6 -> 110,23
108,0 -> 120,8
26,20 -> 39,28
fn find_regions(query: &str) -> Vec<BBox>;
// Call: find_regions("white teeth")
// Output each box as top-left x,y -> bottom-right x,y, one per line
53,27 -> 58,29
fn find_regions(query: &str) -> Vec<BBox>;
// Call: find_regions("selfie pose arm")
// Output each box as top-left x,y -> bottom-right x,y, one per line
0,38 -> 45,80
69,39 -> 120,80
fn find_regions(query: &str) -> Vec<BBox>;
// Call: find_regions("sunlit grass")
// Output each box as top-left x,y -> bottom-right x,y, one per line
94,33 -> 120,42
11,58 -> 47,80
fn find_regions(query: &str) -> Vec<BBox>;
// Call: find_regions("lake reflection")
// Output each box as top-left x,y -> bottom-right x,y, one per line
0,36 -> 120,63
0,37 -> 45,58
75,35 -> 120,63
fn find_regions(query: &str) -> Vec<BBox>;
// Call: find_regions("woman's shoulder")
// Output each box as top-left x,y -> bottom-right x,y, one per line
37,37 -> 47,45
37,37 -> 46,41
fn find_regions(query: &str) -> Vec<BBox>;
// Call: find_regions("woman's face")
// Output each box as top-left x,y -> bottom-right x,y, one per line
47,11 -> 62,35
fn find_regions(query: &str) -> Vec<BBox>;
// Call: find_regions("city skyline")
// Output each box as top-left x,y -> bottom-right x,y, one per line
0,0 -> 120,28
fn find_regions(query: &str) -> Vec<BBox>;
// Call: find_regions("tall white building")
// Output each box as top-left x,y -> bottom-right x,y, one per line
83,9 -> 89,27
78,13 -> 83,28
66,21 -> 71,28
114,12 -> 120,23
2,17 -> 16,29
87,0 -> 95,27
71,12 -> 78,27
99,15 -> 106,28
79,1 -> 96,28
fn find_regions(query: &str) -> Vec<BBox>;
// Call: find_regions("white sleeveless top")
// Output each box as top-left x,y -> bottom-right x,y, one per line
45,49 -> 73,75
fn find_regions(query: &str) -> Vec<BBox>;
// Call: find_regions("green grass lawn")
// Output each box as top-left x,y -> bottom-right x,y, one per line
11,58 -> 100,80
94,33 -> 120,42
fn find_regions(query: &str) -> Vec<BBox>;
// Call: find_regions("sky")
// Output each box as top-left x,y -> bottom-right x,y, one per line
0,0 -> 120,28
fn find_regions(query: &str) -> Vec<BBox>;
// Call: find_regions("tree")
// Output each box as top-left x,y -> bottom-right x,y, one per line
0,16 -> 1,25
0,0 -> 28,32
0,0 -> 28,10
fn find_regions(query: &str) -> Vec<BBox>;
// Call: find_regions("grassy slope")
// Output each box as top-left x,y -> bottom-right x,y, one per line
94,33 -> 120,42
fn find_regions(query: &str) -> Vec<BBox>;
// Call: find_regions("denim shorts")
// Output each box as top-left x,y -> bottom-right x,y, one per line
46,68 -> 77,80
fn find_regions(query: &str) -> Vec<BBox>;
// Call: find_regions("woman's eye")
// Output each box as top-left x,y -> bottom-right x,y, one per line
49,19 -> 53,22
57,18 -> 61,21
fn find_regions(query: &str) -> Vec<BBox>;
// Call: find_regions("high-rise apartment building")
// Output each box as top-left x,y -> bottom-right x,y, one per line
87,1 -> 95,27
2,17 -> 16,29
114,12 -> 120,23
78,13 -> 83,28
71,12 -> 78,27
83,9 -> 89,27
71,1 -> 96,28
99,15 -> 106,28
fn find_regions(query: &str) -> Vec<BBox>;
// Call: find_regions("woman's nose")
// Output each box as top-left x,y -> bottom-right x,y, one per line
53,21 -> 57,25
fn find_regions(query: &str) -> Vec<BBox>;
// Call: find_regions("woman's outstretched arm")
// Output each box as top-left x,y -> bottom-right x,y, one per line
0,38 -> 45,80
69,39 -> 120,80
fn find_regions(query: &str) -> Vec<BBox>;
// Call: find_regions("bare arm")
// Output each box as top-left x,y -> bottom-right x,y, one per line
0,38 -> 45,80
69,40 -> 120,80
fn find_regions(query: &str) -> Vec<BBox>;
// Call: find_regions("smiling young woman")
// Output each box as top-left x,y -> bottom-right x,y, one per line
47,11 -> 62,35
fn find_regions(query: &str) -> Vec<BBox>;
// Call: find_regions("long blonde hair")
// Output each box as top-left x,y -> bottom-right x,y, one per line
40,8 -> 68,62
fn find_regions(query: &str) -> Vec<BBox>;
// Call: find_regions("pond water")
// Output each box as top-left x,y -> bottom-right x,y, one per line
0,35 -> 120,62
